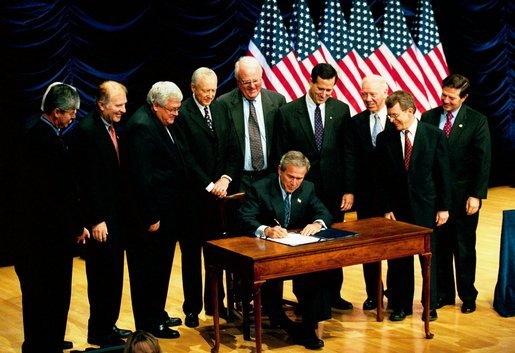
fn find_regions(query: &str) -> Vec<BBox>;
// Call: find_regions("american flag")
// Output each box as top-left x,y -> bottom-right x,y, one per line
382,0 -> 431,113
290,0 -> 326,91
248,0 -> 449,111
347,0 -> 397,92
247,0 -> 305,101
318,0 -> 365,115
413,0 -> 450,108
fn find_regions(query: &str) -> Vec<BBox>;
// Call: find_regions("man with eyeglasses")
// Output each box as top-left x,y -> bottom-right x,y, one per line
376,90 -> 451,322
125,81 -> 192,339
218,56 -> 286,191
15,83 -> 90,353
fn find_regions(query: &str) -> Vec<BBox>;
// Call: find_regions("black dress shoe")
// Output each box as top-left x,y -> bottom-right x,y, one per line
436,297 -> 455,309
185,313 -> 199,328
88,333 -> 125,347
332,297 -> 353,310
421,309 -> 438,321
112,325 -> 132,338
362,298 -> 377,310
62,340 -> 73,350
148,325 -> 180,339
389,309 -> 412,321
164,316 -> 182,327
295,328 -> 324,350
461,301 -> 476,313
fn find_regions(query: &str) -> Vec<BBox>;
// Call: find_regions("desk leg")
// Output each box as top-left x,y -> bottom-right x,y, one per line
421,252 -> 434,339
211,265 -> 220,353
253,280 -> 265,353
376,261 -> 383,322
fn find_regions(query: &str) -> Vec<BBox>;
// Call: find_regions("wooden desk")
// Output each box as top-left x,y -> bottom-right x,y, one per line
205,217 -> 433,353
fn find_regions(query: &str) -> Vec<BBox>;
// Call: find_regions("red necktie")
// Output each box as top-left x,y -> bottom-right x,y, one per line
109,125 -> 119,162
443,111 -> 453,138
404,130 -> 412,171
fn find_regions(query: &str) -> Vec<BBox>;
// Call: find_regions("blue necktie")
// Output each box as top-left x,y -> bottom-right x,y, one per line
314,105 -> 323,151
371,114 -> 381,147
284,193 -> 291,228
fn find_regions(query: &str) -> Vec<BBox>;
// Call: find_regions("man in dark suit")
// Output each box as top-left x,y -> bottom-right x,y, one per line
175,68 -> 241,327
274,63 -> 356,310
421,74 -> 491,314
352,75 -> 393,311
218,56 -> 286,191
15,83 -> 89,353
376,90 -> 451,321
69,81 -> 132,346
125,81 -> 190,339
238,151 -> 332,350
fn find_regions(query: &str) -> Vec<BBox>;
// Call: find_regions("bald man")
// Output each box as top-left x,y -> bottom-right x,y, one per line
352,75 -> 393,310
69,81 -> 132,347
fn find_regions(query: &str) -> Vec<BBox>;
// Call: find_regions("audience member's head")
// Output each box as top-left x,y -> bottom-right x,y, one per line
124,330 -> 162,353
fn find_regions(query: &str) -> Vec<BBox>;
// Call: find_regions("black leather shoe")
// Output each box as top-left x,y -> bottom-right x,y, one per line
88,333 -> 125,347
297,329 -> 324,350
436,297 -> 455,309
164,316 -> 182,327
362,298 -> 377,310
112,325 -> 132,338
332,297 -> 353,310
461,301 -> 476,313
389,309 -> 412,321
148,325 -> 180,339
62,340 -> 73,350
185,313 -> 199,328
421,309 -> 438,321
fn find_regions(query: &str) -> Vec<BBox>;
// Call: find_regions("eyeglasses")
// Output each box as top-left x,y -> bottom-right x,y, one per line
239,78 -> 261,86
161,106 -> 180,114
387,113 -> 401,120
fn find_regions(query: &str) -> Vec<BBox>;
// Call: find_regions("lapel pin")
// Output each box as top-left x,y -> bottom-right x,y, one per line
329,116 -> 333,120
459,124 -> 463,128
297,198 -> 302,203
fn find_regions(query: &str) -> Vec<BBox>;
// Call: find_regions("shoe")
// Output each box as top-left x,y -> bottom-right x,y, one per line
112,325 -> 132,338
148,325 -> 180,339
461,301 -> 476,313
421,309 -> 438,321
332,297 -> 353,310
436,297 -> 455,309
389,309 -> 412,321
88,333 -> 125,347
62,340 -> 73,350
362,298 -> 377,310
164,316 -> 182,327
185,313 -> 199,328
295,328 -> 324,350
205,306 -> 228,319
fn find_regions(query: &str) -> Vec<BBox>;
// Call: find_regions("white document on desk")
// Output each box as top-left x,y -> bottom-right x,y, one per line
265,232 -> 322,246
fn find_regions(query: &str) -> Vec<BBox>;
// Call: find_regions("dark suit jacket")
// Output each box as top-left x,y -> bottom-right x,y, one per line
217,88 -> 286,171
125,104 -> 191,230
376,121 -> 452,228
421,104 -> 491,216
17,118 -> 83,248
175,97 -> 241,192
69,110 -> 124,235
352,110 -> 394,218
238,173 -> 332,235
274,96 -> 356,216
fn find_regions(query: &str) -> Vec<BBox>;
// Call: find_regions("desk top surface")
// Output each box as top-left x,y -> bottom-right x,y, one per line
206,217 -> 431,261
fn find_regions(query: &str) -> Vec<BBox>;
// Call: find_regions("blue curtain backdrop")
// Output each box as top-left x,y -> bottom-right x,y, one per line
0,0 -> 512,262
